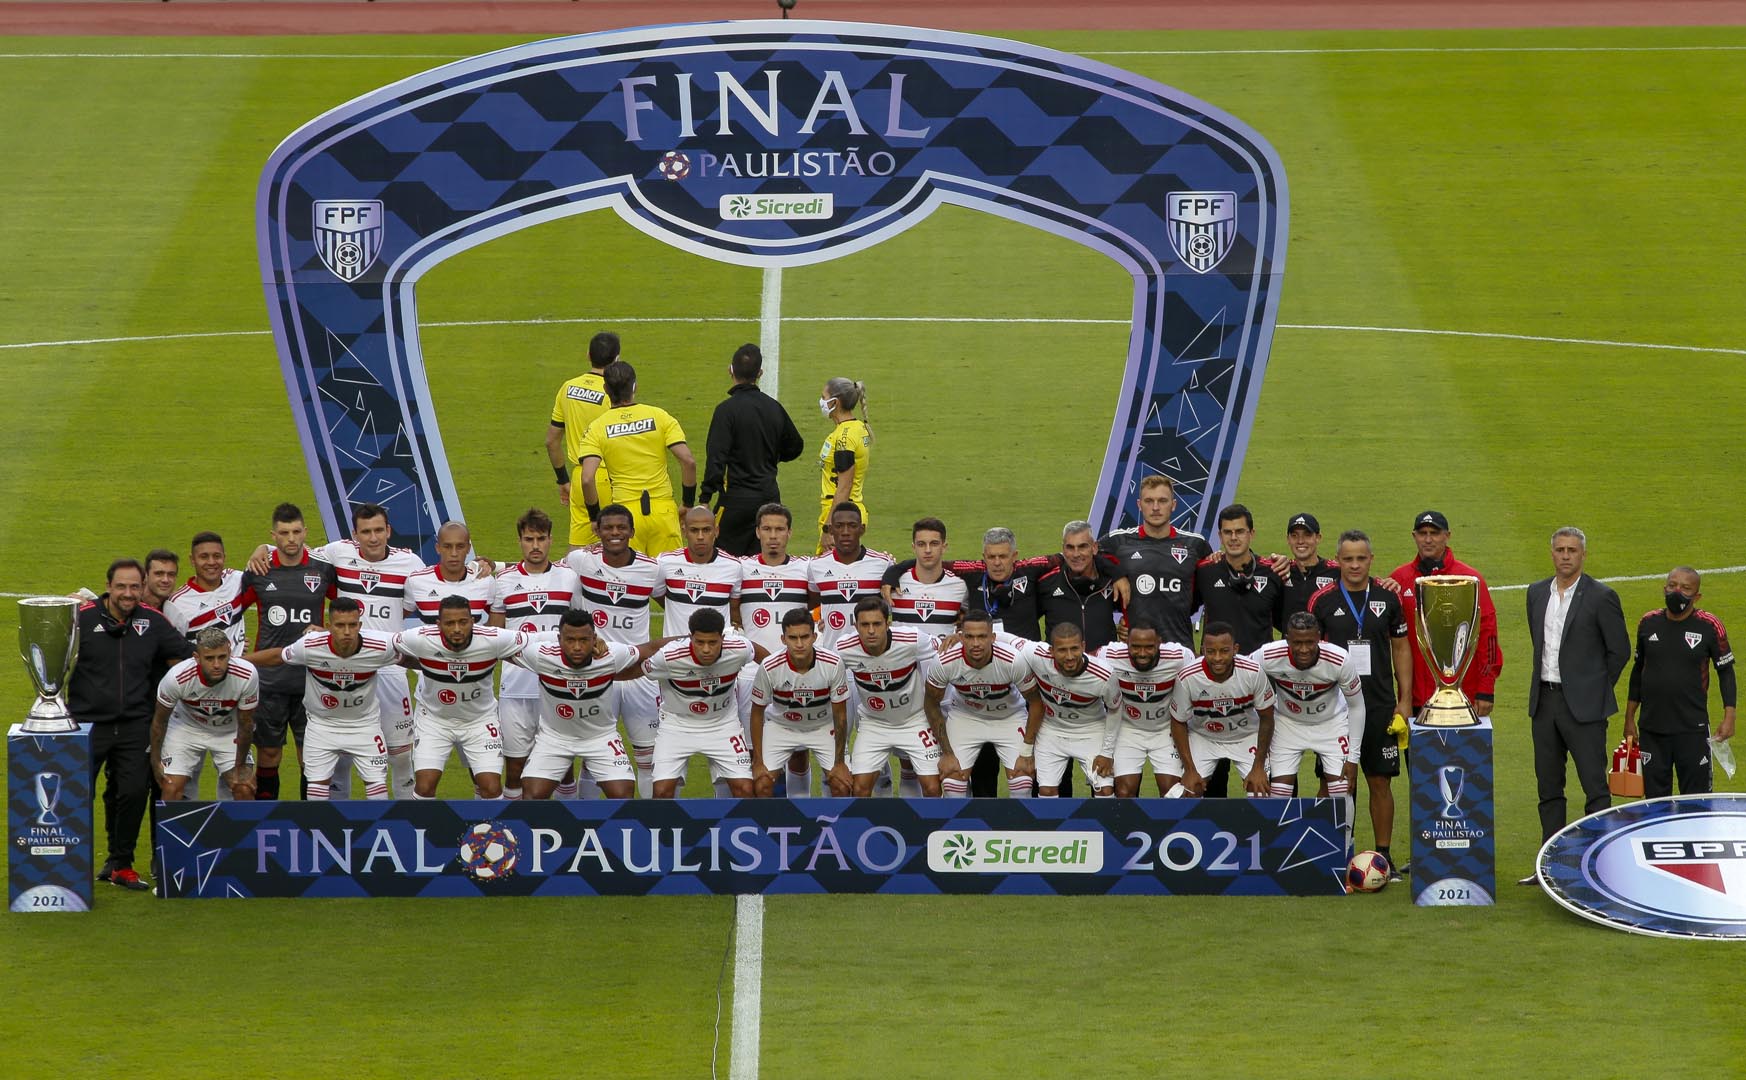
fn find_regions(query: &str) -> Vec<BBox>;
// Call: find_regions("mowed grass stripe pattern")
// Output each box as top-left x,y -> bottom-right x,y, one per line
1,26 -> 1743,1078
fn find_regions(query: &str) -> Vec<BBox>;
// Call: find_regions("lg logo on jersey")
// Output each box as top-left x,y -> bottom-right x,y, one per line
1134,575 -> 1183,596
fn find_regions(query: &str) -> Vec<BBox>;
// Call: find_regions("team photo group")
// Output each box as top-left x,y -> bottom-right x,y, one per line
71,331 -> 1734,894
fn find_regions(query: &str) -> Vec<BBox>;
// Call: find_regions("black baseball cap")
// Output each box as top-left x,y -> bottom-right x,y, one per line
1286,513 -> 1320,535
1414,510 -> 1450,532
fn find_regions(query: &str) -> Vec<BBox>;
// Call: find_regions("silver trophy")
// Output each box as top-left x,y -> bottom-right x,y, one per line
20,597 -> 80,733
35,772 -> 61,826
1437,765 -> 1465,820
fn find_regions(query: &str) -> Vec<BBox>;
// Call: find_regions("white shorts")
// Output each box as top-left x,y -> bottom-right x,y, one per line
498,697 -> 541,759
945,710 -> 1027,772
736,663 -> 758,731
375,668 -> 414,749
411,707 -> 503,776
760,723 -> 838,772
617,678 -> 660,747
1034,727 -> 1112,791
849,717 -> 943,776
652,717 -> 752,782
303,725 -> 388,788
1268,719 -> 1349,780
160,722 -> 251,779
1113,725 -> 1183,778
1185,730 -> 1258,780
523,729 -> 633,783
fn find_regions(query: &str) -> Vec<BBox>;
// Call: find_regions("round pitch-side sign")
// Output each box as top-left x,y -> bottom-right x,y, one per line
1538,794 -> 1746,940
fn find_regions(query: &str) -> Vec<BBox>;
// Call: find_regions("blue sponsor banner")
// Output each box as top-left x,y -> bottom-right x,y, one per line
8,725 -> 93,913
1408,720 -> 1496,906
1540,794 -> 1746,939
258,20 -> 1287,558
157,797 -> 1348,898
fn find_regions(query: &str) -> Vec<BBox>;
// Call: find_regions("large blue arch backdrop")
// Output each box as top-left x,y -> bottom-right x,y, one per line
257,20 -> 1287,558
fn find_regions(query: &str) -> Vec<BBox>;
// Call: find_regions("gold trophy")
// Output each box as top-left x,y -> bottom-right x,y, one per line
1414,575 -> 1480,728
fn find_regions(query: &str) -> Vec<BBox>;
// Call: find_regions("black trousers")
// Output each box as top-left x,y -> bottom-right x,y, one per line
716,495 -> 776,557
1639,728 -> 1712,798
1531,683 -> 1610,841
88,720 -> 152,868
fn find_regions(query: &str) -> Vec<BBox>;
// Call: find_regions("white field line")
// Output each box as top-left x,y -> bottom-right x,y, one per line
6,46 -> 1746,61
760,268 -> 782,400
730,894 -> 764,1080
6,316 -> 1746,359
9,567 -> 1746,603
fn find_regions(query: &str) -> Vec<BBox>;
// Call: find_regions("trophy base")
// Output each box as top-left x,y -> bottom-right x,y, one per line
21,699 -> 79,735
1417,690 -> 1478,728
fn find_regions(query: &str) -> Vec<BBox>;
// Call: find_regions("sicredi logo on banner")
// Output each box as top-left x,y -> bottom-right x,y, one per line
719,194 -> 834,221
926,831 -> 1103,873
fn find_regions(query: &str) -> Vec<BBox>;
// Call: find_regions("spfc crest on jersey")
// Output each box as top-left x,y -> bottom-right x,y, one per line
131,619 -> 151,636
604,580 -> 627,604
312,199 -> 385,282
527,591 -> 549,611
1686,632 -> 1704,649
1011,576 -> 1028,595
1165,191 -> 1237,274
359,571 -> 381,591
1170,546 -> 1188,564
758,578 -> 785,601
838,578 -> 858,599
1369,601 -> 1387,618
914,599 -> 936,621
447,661 -> 470,680
681,576 -> 707,602
303,574 -> 323,593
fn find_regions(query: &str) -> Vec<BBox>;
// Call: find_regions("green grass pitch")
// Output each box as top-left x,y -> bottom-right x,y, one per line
2,24 -> 1744,1077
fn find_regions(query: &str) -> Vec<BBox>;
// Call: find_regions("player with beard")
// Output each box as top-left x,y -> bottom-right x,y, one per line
150,628 -> 258,802
1017,622 -> 1120,797
925,610 -> 1041,798
750,610 -> 854,799
142,548 -> 180,614
838,597 -> 946,796
394,597 -> 527,799
1101,619 -> 1195,797
1254,613 -> 1365,801
489,508 -> 583,801
736,503 -> 816,795
1170,623 -> 1276,798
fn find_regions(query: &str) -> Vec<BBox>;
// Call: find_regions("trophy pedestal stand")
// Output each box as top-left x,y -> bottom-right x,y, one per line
1408,718 -> 1495,906
8,724 -> 93,913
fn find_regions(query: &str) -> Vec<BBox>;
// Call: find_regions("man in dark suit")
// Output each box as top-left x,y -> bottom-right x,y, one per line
1524,526 -> 1630,884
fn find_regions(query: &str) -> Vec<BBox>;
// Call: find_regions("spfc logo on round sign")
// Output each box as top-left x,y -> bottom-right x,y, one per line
312,200 -> 384,282
1166,191 -> 1237,274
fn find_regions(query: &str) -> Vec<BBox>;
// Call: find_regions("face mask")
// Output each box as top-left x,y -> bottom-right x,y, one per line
1665,590 -> 1694,615
819,398 -> 837,419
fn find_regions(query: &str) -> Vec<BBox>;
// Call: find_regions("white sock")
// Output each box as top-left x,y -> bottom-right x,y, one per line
786,761 -> 811,799
1164,782 -> 1188,798
503,786 -> 522,801
555,779 -> 580,799
363,782 -> 389,800
1270,780 -> 1295,797
411,790 -> 433,801
897,761 -> 921,799
306,780 -> 331,800
389,749 -> 415,799
633,745 -> 654,799
1007,774 -> 1034,799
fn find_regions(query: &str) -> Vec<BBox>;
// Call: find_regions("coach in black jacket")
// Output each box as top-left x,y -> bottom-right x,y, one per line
68,559 -> 192,889
1038,521 -> 1126,651
699,344 -> 805,556
1525,528 -> 1629,873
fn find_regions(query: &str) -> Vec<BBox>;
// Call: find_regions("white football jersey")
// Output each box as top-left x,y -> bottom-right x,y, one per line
641,633 -> 756,729
490,562 -> 583,699
810,547 -> 896,638
395,625 -> 526,724
1252,640 -> 1361,726
565,548 -> 663,645
1024,642 -> 1120,733
509,636 -> 640,741
1170,656 -> 1275,740
1100,641 -> 1195,731
280,630 -> 400,732
163,571 -> 249,655
655,549 -> 742,638
927,639 -> 1036,720
834,627 -> 930,724
403,566 -> 493,626
750,648 -> 850,733
738,554 -> 813,654
312,539 -> 425,632
156,656 -> 260,731
888,566 -> 968,640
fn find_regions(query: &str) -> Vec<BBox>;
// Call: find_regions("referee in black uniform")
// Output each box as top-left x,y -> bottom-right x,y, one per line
700,344 -> 805,556
1624,566 -> 1736,797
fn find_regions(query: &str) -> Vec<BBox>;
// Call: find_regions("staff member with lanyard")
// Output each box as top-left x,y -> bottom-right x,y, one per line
815,376 -> 872,553
578,360 -> 698,558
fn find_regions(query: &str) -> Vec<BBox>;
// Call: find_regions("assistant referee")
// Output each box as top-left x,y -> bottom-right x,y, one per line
700,344 -> 804,556
578,360 -> 697,557
547,331 -> 619,549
